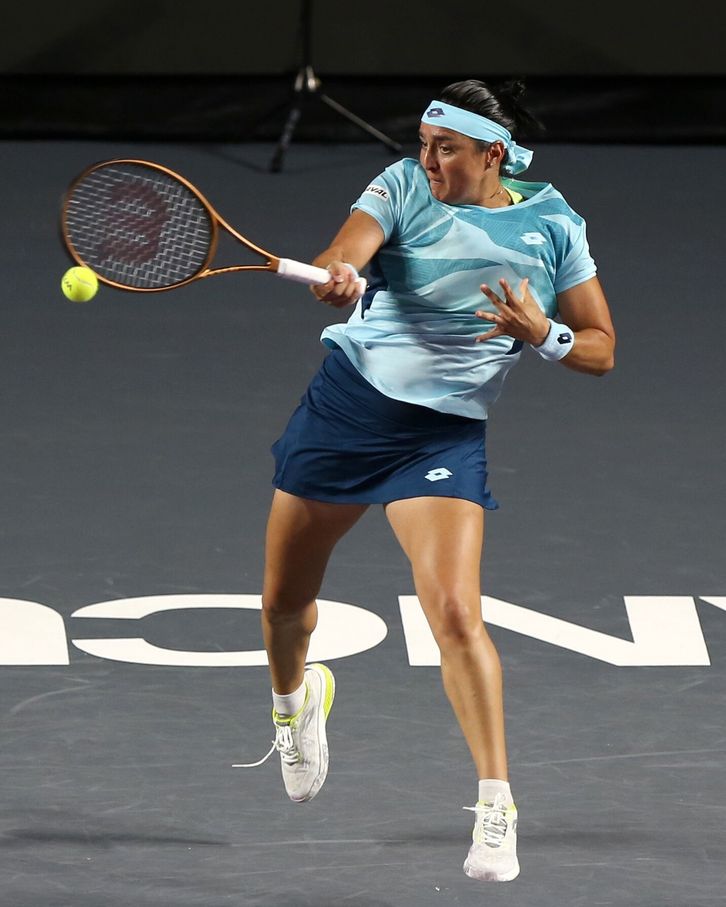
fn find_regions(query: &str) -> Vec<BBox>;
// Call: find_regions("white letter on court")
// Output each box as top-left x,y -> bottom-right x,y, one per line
71,594 -> 387,666
0,598 -> 70,665
399,595 -> 711,667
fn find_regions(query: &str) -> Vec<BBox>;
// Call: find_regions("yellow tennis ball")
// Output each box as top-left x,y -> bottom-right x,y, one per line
61,266 -> 98,302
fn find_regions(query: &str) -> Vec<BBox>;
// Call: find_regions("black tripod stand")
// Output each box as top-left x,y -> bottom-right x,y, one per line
269,0 -> 402,172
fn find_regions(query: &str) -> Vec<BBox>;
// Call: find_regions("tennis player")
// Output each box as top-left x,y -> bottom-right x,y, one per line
255,79 -> 615,882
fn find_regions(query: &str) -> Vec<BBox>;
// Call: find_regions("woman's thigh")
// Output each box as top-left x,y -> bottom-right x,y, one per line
385,496 -> 485,637
263,489 -> 369,609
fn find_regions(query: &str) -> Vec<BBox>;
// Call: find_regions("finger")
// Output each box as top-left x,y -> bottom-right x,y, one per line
499,277 -> 530,308
475,309 -> 498,322
345,281 -> 364,304
480,284 -> 507,309
334,282 -> 361,304
327,262 -> 363,289
327,261 -> 357,285
498,278 -> 520,306
326,277 -> 357,301
475,325 -> 503,343
310,281 -> 334,302
333,264 -> 364,296
311,277 -> 337,296
317,277 -> 363,306
475,331 -> 500,343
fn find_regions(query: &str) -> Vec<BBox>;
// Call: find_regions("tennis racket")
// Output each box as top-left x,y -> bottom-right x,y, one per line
61,158 -> 364,294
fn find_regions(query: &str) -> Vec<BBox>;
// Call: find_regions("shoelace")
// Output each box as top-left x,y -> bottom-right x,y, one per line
232,721 -> 300,769
463,793 -> 510,848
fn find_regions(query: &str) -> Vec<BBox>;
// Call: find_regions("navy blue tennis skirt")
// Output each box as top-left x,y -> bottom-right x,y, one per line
271,349 -> 498,509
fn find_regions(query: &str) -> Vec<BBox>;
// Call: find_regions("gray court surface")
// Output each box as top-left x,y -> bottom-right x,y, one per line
2,139 -> 725,906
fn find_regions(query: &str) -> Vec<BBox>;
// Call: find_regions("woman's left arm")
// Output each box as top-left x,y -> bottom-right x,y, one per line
555,276 -> 615,376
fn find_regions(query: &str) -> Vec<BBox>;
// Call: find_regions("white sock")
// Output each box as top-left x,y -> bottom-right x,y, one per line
272,681 -> 306,717
478,778 -> 513,804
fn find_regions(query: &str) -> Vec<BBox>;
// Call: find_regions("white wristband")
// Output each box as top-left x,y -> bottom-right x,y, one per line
533,319 -> 575,361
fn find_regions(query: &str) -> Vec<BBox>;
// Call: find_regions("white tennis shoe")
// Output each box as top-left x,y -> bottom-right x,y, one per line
463,793 -> 520,882
235,663 -> 335,803
273,663 -> 335,802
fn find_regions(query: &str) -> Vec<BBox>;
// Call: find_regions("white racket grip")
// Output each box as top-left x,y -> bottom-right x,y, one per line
276,258 -> 367,295
276,258 -> 330,285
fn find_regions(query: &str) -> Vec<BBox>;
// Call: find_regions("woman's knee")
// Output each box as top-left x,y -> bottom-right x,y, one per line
261,587 -> 316,624
425,592 -> 487,650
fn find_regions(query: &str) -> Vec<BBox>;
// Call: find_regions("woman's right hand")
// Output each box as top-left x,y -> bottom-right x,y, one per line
311,261 -> 365,308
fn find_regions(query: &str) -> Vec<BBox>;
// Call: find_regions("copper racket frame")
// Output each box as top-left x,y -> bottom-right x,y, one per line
61,158 -> 287,293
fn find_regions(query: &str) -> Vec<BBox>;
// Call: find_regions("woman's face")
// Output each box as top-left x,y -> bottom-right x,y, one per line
419,122 -> 493,205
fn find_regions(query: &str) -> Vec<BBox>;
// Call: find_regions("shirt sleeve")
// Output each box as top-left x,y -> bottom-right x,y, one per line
553,216 -> 598,294
350,159 -> 411,243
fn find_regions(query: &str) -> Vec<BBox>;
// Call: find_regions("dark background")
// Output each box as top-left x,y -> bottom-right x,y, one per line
2,0 -> 726,143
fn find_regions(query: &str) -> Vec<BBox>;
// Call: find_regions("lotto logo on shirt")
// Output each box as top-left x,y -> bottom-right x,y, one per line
364,184 -> 389,201
521,232 -> 546,245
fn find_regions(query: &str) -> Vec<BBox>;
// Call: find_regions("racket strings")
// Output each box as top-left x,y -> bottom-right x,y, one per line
64,164 -> 213,289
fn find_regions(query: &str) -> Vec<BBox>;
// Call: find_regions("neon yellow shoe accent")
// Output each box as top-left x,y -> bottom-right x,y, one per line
308,662 -> 335,717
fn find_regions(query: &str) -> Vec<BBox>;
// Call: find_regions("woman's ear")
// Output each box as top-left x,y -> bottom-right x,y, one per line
486,141 -> 507,170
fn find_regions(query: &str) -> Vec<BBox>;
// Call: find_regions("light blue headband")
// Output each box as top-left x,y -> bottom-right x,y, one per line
421,100 -> 533,175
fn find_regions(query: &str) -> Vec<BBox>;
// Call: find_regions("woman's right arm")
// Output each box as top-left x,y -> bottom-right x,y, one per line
310,210 -> 386,308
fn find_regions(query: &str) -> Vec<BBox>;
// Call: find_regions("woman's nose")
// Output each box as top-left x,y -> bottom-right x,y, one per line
423,149 -> 438,171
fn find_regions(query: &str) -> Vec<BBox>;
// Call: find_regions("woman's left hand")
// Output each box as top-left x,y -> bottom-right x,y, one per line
474,278 -> 550,346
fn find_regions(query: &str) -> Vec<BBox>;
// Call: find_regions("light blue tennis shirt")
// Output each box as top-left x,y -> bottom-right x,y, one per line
321,158 -> 597,419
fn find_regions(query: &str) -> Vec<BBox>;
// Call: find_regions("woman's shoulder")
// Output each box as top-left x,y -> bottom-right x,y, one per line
377,157 -> 422,182
390,156 -> 420,172
363,158 -> 428,204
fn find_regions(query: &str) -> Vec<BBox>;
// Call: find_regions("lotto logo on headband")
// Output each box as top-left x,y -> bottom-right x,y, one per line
426,107 -> 445,117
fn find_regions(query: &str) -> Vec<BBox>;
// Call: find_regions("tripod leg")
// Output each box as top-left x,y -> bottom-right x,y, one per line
250,97 -> 296,135
320,93 -> 402,153
270,99 -> 304,173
